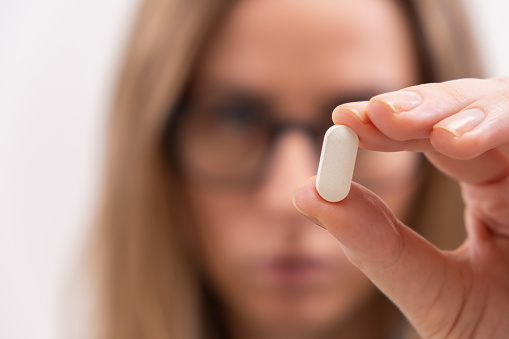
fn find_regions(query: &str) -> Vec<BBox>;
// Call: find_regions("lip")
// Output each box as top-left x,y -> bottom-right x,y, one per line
251,256 -> 334,290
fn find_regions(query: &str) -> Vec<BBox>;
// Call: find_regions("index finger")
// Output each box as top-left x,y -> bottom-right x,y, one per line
331,101 -> 434,153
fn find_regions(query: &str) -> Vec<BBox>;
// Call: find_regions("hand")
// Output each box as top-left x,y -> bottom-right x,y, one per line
293,78 -> 509,338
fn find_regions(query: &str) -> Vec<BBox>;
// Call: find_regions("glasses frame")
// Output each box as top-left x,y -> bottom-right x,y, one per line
164,96 -> 331,191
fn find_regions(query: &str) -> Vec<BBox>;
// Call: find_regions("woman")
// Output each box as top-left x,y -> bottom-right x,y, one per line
89,0 -> 509,338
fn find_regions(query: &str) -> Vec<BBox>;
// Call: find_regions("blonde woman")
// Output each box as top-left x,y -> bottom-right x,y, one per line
89,0 -> 509,338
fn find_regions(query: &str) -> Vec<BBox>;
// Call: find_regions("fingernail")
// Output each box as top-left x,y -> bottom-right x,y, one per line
434,108 -> 485,137
292,192 -> 324,229
335,105 -> 369,124
372,91 -> 422,113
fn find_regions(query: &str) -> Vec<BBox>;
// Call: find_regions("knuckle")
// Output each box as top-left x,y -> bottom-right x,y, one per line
437,81 -> 470,103
493,77 -> 509,90
496,91 -> 509,104
475,91 -> 509,116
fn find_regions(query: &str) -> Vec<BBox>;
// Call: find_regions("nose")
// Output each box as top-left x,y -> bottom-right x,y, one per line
255,130 -> 318,218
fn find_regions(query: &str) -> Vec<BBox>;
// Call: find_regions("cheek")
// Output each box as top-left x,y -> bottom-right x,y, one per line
354,151 -> 421,218
186,188 -> 264,281
187,189 -> 261,257
186,187 -> 378,327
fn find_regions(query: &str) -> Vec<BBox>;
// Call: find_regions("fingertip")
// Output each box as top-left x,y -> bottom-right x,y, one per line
294,179 -> 405,269
293,178 -> 386,232
332,102 -> 370,125
368,98 -> 430,141
293,177 -> 379,219
430,126 -> 484,160
367,99 -> 407,140
293,176 -> 323,218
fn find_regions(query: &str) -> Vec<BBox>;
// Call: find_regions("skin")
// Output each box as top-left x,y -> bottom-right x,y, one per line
184,0 -> 423,338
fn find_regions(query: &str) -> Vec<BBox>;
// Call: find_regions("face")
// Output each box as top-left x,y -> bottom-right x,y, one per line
180,0 -> 420,336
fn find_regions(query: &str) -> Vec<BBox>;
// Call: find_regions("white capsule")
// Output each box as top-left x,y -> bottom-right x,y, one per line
316,125 -> 358,202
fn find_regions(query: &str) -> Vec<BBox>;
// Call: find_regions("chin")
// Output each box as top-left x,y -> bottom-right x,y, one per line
227,285 -> 378,336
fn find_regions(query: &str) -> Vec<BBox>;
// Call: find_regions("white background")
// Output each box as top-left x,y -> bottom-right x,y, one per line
0,1 -> 508,338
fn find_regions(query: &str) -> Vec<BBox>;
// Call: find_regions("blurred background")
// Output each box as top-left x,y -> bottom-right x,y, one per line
0,0 -> 508,338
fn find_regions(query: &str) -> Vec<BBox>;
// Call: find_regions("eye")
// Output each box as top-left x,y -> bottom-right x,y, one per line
211,99 -> 266,131
223,103 -> 257,126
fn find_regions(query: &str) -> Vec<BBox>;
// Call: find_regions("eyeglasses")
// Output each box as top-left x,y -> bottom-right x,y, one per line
165,89 -> 379,191
165,94 -> 338,191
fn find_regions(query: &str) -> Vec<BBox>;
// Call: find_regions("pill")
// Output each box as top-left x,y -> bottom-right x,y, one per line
316,125 -> 358,202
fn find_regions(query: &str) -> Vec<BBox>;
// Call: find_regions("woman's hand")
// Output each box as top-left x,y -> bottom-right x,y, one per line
293,78 -> 509,338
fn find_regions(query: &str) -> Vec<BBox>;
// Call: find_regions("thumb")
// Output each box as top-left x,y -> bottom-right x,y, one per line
293,177 -> 463,335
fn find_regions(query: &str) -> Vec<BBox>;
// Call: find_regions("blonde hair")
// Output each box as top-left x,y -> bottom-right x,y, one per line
90,0 -> 483,338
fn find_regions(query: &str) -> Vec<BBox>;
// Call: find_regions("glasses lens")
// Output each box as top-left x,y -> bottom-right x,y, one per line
175,100 -> 272,187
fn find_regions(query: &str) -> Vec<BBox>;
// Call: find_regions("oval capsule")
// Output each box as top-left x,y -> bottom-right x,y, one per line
315,125 -> 359,202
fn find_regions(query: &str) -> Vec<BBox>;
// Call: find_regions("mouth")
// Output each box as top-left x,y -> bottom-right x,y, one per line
252,256 -> 334,290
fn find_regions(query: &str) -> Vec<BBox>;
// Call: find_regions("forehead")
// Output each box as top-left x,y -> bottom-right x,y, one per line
195,0 -> 417,105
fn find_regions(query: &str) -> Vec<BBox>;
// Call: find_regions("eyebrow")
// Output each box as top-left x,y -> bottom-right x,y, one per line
188,80 -> 270,102
189,80 -> 387,115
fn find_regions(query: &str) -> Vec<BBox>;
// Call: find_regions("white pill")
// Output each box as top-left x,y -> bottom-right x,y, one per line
316,125 -> 358,202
